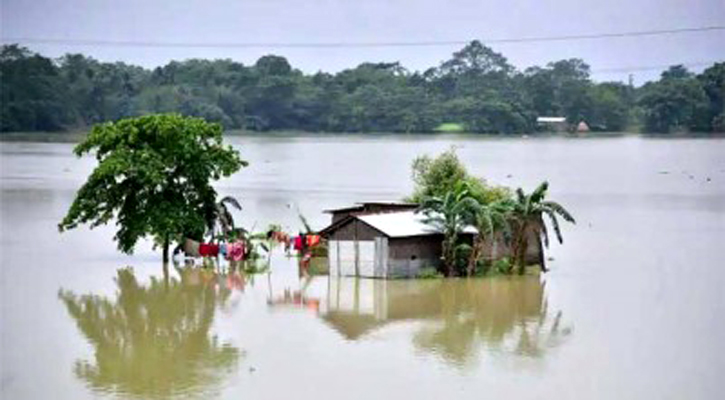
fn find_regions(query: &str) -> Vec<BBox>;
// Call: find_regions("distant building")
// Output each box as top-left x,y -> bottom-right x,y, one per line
536,116 -> 568,132
319,205 -> 543,278
576,120 -> 590,133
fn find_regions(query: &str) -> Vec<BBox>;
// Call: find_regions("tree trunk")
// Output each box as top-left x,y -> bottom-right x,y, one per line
162,234 -> 170,264
538,240 -> 548,273
517,237 -> 528,275
509,227 -> 523,274
443,236 -> 456,277
467,239 -> 482,277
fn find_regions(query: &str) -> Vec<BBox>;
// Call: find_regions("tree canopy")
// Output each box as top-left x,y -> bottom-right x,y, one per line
408,148 -> 511,205
3,43 -> 723,134
58,114 -> 247,261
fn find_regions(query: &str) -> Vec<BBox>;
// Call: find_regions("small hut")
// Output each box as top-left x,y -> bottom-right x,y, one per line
536,116 -> 568,132
319,209 -> 543,278
576,120 -> 590,133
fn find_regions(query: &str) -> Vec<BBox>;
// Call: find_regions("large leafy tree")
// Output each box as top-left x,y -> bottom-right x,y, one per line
698,62 -> 725,132
506,182 -> 575,274
58,114 -> 247,262
408,149 -> 511,204
0,45 -> 70,131
638,66 -> 709,133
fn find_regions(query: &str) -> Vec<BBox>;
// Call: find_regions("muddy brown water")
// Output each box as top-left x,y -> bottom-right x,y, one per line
1,135 -> 724,399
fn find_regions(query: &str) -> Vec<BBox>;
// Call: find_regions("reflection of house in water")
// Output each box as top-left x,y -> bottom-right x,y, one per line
323,277 -> 569,365
320,202 -> 543,278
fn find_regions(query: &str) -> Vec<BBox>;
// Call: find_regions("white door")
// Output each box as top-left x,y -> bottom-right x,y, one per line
328,240 -> 339,276
338,241 -> 356,276
358,241 -> 375,277
374,237 -> 388,277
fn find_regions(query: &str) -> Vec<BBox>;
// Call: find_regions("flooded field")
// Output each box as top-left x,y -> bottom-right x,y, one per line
1,134 -> 724,399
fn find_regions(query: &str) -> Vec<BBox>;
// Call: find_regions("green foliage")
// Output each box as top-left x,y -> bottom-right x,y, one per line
698,63 -> 725,132
408,148 -> 511,204
638,65 -> 713,133
58,114 -> 247,259
434,123 -> 466,132
492,257 -> 513,275
0,45 -> 72,131
416,266 -> 444,279
504,181 -> 575,274
208,196 -> 243,240
464,199 -> 512,276
307,258 -> 329,276
4,44 -> 721,134
419,180 -> 480,276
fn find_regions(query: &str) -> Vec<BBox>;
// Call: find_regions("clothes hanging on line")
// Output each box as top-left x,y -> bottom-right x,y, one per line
199,243 -> 219,257
227,241 -> 245,261
293,236 -> 303,251
306,235 -> 320,248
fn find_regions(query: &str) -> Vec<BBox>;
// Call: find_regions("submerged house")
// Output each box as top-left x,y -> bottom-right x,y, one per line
320,203 -> 543,278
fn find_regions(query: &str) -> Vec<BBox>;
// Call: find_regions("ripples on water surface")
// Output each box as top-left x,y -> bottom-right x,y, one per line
1,135 -> 724,399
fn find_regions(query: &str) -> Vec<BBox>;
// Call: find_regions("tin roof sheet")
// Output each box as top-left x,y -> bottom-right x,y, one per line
358,211 -> 476,238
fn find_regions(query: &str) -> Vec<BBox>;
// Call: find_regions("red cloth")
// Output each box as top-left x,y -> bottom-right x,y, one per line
293,236 -> 303,251
199,243 -> 219,257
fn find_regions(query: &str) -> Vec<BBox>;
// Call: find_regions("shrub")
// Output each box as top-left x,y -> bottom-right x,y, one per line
417,266 -> 443,279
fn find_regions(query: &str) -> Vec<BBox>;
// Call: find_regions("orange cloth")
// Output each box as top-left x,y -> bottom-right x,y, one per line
306,235 -> 320,247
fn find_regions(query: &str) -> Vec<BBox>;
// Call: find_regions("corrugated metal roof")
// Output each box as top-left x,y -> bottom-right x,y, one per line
323,201 -> 418,214
536,116 -> 567,123
358,211 -> 476,238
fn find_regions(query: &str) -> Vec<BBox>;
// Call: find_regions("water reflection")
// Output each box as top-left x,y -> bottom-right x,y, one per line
324,276 -> 570,367
58,267 -> 243,399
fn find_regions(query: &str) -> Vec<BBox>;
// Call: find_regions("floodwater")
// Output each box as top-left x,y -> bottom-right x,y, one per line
1,134 -> 724,399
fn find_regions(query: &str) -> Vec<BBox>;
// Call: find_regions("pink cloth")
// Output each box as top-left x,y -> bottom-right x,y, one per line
227,241 -> 245,261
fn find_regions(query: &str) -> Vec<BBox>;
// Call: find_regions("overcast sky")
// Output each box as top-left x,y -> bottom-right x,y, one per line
2,0 -> 723,83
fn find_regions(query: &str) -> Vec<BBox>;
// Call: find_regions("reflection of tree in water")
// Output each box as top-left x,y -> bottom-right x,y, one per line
58,267 -> 242,399
412,276 -> 570,367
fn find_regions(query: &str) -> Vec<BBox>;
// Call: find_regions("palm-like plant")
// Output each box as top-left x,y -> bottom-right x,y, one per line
420,182 -> 479,277
207,196 -> 242,240
506,181 -> 575,274
464,200 -> 512,276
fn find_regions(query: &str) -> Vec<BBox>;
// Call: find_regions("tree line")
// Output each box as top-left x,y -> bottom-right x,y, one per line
1,42 -> 723,134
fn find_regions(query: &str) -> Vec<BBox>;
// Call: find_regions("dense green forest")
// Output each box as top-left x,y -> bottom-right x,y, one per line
1,42 -> 723,134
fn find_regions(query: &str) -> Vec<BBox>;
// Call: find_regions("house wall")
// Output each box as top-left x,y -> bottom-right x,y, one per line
479,229 -> 543,265
327,219 -> 388,278
327,219 -> 383,241
387,235 -> 443,278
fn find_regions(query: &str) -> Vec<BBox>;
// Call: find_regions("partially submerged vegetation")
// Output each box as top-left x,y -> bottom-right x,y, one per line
57,114 -> 246,263
413,149 -> 575,277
